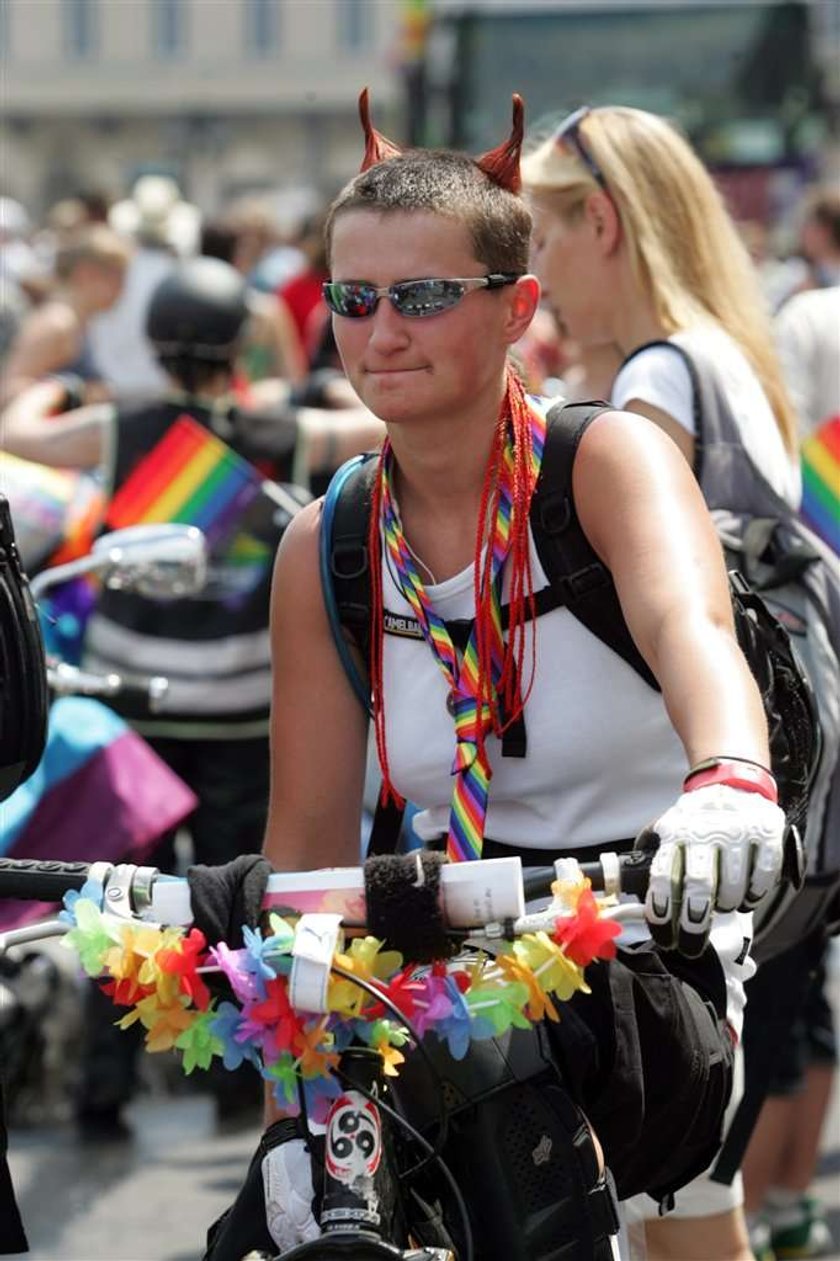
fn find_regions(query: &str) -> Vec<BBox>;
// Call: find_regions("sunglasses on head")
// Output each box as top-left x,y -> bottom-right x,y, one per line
322,273 -> 520,319
552,106 -> 607,189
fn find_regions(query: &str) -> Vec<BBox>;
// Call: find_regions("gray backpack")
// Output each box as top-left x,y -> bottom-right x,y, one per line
640,334 -> 840,961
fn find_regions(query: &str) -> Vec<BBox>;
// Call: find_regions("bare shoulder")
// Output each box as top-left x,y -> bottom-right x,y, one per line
574,406 -> 688,488
275,497 -> 323,570
271,499 -> 326,618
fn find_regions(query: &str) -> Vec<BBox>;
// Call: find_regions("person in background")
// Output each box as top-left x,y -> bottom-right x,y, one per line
1,255 -> 383,1137
1,224 -> 129,406
774,284 -> 840,439
275,208 -> 333,370
521,101 -> 802,1261
738,280 -> 840,1261
88,175 -> 198,399
795,185 -> 840,293
200,215 -> 308,387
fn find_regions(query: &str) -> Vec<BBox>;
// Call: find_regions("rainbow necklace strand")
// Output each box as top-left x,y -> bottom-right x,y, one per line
379,400 -> 546,862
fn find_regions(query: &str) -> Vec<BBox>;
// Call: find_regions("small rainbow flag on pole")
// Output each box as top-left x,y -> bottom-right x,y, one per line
800,415 -> 840,555
106,415 -> 262,547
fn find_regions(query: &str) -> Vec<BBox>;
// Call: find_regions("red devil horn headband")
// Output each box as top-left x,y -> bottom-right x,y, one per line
358,89 -> 524,194
359,88 -> 403,170
475,94 -> 524,193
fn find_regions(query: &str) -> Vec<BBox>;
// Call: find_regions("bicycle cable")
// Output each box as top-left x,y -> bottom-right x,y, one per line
329,1060 -> 474,1261
328,962 -> 451,1174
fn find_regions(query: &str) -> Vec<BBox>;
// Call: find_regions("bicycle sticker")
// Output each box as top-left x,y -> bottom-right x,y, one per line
325,1090 -> 382,1183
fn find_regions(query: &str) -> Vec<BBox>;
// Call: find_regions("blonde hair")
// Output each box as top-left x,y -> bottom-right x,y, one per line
521,107 -> 798,453
55,225 -> 131,282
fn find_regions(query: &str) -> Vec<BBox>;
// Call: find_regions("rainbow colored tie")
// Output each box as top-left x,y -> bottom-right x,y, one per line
379,403 -> 546,861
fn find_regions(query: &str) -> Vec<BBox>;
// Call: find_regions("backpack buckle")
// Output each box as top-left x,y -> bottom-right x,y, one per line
331,542 -> 368,580
538,493 -> 572,536
564,564 -> 608,598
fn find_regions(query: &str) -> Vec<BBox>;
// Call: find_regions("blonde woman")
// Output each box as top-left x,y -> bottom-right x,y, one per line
522,105 -> 800,507
522,104 -> 802,1261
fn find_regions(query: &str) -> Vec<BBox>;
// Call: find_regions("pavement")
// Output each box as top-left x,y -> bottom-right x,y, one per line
4,946 -> 840,1261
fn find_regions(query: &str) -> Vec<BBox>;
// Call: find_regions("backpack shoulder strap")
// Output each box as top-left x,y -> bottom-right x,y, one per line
320,453 -> 377,714
531,399 -> 660,691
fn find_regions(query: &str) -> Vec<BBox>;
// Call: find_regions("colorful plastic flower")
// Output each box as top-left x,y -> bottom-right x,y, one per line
293,1020 -> 339,1081
209,1001 -> 260,1071
264,1052 -> 300,1109
241,924 -> 279,998
464,978 -> 532,1036
61,898 -> 115,976
552,887 -> 621,966
156,927 -> 211,1010
434,975 -> 474,1059
209,941 -> 262,1004
175,1009 -> 223,1073
328,936 -> 402,1019
60,878 -> 105,925
513,932 -> 589,1003
239,976 -> 303,1062
411,972 -> 455,1038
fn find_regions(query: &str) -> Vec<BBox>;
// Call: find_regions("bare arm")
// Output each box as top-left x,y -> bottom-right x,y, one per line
1,380 -> 109,468
262,498 -> 369,874
574,410 -> 769,770
619,396 -> 695,464
294,405 -> 384,474
1,307 -> 79,404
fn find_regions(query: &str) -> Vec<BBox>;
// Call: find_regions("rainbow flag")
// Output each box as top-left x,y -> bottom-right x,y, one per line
1,452 -> 106,570
0,697 -> 197,931
106,415 -> 262,548
800,415 -> 840,555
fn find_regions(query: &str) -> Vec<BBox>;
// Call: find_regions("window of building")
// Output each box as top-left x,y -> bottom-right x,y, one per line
153,0 -> 186,59
64,0 -> 98,59
245,0 -> 280,56
337,0 -> 372,52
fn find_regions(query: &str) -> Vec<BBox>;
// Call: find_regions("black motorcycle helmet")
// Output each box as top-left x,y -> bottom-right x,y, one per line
146,256 -> 248,365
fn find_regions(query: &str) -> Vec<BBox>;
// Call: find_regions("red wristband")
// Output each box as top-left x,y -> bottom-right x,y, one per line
683,758 -> 778,804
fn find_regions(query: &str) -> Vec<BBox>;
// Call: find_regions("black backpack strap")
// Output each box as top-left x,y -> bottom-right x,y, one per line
321,456 -> 407,854
320,453 -> 377,714
531,400 -> 660,692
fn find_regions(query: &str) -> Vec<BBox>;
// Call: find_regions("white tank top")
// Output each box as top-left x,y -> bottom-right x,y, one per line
380,522 -> 755,1035
381,525 -> 687,850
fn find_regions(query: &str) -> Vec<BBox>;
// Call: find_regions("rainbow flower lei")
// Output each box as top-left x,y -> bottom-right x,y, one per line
60,874 -> 620,1120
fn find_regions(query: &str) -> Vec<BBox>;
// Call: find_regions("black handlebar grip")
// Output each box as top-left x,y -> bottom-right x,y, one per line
0,858 -> 90,902
523,851 -> 654,902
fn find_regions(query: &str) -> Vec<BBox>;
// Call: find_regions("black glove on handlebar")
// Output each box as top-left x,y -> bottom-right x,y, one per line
187,855 -> 272,948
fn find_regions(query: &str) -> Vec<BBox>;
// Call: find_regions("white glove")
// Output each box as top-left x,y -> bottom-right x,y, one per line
262,1136 -> 321,1252
644,783 -> 786,956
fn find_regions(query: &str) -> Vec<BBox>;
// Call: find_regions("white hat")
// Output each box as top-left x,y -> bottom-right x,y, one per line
0,196 -> 31,240
109,175 -> 200,256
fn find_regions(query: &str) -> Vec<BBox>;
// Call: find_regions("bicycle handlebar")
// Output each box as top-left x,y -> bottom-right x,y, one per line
0,858 -> 93,902
47,659 -> 170,710
0,849 -> 651,943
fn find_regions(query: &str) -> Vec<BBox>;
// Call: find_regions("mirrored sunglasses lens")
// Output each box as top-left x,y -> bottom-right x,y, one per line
392,279 -> 465,317
324,283 -> 378,317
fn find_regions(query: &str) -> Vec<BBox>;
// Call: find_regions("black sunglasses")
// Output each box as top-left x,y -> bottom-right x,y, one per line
552,106 -> 607,189
322,274 -> 520,320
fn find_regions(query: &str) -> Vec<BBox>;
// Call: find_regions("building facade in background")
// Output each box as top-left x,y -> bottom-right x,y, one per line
0,0 -> 403,222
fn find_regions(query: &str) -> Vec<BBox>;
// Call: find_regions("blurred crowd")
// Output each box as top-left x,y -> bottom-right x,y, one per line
1,173 -> 838,427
